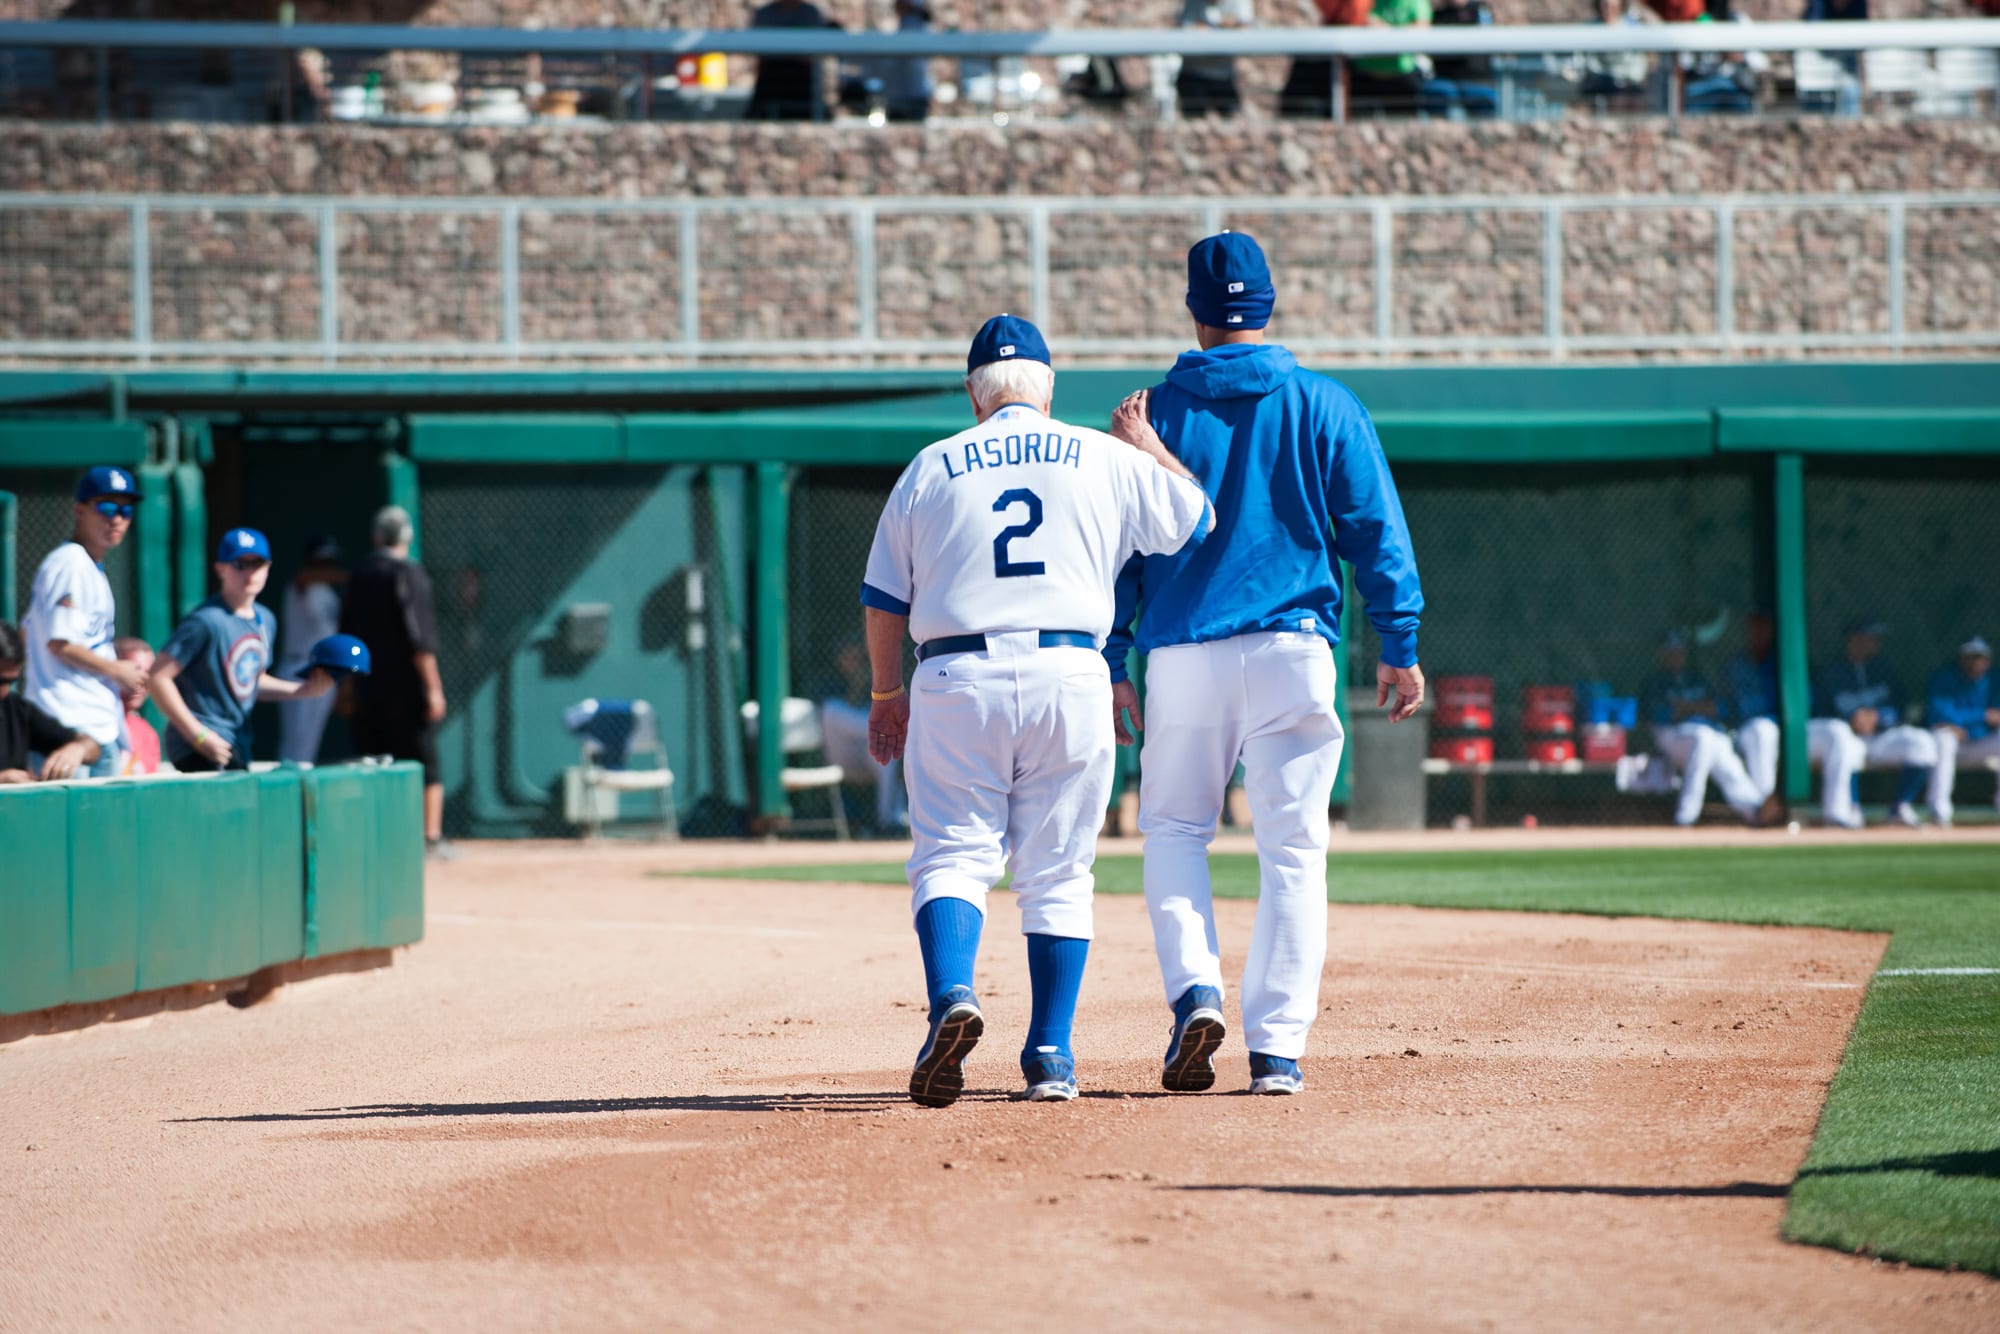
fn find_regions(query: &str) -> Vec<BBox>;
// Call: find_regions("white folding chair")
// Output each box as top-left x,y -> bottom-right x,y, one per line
562,699 -> 678,842
741,698 -> 851,840
1924,48 -> 1999,116
1861,49 -> 1929,110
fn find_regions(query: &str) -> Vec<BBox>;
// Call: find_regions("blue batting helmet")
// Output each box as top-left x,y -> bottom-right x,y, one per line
295,633 -> 371,679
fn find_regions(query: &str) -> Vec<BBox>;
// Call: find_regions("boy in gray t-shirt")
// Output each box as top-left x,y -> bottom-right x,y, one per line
151,528 -> 333,773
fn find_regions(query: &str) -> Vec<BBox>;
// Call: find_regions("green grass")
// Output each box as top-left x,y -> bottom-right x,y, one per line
687,843 -> 2000,1274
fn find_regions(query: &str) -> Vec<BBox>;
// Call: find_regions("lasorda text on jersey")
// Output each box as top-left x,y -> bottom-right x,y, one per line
939,431 -> 1084,480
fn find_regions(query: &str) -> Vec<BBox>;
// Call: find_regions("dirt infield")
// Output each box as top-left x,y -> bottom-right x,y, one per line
3,841 -> 1996,1331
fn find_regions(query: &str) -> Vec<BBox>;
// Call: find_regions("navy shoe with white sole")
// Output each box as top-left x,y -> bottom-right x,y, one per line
1020,1048 -> 1079,1102
1248,1052 -> 1304,1095
1162,984 -> 1226,1092
909,986 -> 984,1108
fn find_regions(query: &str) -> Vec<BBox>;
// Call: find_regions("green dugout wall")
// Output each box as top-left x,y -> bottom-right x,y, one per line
3,363 -> 1997,830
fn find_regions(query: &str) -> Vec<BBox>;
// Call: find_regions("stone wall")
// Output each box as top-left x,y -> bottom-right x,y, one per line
3,117 -> 1997,355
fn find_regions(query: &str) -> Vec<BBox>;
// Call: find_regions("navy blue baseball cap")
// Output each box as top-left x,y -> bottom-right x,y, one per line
1843,617 -> 1888,638
291,633 -> 371,680
217,527 -> 272,563
1186,231 -> 1276,331
75,465 -> 141,503
966,314 -> 1051,375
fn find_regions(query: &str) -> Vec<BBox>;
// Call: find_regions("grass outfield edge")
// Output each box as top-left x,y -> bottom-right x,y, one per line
677,844 -> 2000,1277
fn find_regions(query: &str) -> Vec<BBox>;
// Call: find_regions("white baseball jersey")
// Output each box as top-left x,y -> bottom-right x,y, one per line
862,404 -> 1211,643
22,541 -> 123,746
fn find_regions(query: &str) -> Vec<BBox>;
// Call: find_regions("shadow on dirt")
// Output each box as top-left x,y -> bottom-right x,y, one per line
1178,1181 -> 1792,1199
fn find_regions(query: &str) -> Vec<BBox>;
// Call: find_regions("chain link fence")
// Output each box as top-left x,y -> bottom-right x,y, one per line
6,470 -> 138,642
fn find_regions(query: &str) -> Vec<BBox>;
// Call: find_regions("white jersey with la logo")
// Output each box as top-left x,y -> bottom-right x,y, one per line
23,541 -> 122,746
862,403 -> 1211,944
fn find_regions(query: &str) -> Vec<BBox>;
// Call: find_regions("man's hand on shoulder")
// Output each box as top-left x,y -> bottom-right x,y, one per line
1111,390 -> 1196,483
1378,661 -> 1426,724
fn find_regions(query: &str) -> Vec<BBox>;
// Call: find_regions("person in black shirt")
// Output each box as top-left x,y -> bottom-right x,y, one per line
1,619 -> 101,782
338,506 -> 449,854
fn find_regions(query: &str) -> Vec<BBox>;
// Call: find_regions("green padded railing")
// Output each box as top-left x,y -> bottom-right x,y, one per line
0,763 -> 425,1017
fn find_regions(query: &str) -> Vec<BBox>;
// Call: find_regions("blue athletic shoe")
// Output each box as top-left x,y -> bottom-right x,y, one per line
909,986 -> 984,1108
1248,1052 -> 1303,1096
1162,984 -> 1226,1092
1020,1047 -> 1079,1102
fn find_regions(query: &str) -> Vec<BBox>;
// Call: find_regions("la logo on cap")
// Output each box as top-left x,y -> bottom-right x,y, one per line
238,532 -> 255,547
111,470 -> 127,490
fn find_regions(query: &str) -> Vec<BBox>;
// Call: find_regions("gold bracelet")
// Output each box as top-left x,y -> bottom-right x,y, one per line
870,685 -> 905,701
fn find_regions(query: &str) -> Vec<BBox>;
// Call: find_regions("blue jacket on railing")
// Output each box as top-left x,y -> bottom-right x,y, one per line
1925,663 -> 1993,740
1104,343 -> 1423,682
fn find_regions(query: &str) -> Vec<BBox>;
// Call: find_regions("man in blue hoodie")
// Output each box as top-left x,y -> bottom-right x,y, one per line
1105,231 -> 1425,1097
1924,636 -> 1998,828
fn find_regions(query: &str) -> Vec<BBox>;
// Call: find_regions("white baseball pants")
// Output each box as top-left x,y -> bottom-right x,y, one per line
904,635 -> 1113,940
1863,723 -> 1940,771
1653,722 -> 1764,825
1736,716 -> 1780,800
1808,719 -> 1869,825
1138,631 -> 1344,1061
1929,726 -> 2000,822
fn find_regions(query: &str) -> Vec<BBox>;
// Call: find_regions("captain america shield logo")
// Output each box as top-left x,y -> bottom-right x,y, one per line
225,630 -> 267,703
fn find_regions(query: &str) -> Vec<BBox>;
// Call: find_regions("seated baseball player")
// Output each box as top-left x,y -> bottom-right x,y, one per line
1640,630 -> 1782,828
859,314 -> 1212,1107
1923,636 -> 1998,828
1809,619 -> 1940,828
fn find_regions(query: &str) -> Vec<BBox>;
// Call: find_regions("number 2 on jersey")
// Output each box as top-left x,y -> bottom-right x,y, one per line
991,488 -> 1046,579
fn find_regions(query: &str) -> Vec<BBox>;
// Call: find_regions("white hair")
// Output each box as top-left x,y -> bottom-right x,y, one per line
966,360 -> 1055,419
372,505 -> 413,550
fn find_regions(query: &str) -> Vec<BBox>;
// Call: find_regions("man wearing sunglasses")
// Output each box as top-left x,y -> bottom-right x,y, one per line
1,620 -> 103,782
149,527 -> 334,772
20,465 -> 147,778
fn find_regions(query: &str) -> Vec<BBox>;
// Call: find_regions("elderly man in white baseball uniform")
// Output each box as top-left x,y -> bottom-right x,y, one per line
862,315 -> 1213,1108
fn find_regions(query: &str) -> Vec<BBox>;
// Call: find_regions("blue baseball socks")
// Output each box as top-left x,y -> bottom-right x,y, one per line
915,897 -> 983,1013
1023,932 -> 1089,1073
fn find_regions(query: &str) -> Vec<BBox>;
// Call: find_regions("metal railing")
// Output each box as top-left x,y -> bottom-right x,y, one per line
1,19 -> 1997,125
3,189 -> 1998,363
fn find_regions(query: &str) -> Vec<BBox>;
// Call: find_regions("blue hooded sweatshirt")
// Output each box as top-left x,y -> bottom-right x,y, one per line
1105,343 -> 1422,681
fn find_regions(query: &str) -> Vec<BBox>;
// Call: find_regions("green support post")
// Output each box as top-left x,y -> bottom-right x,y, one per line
135,465 -> 173,653
0,490 -> 16,624
171,462 -> 207,618
383,451 -> 421,562
1331,561 -> 1357,806
1774,453 -> 1812,804
754,461 -> 793,824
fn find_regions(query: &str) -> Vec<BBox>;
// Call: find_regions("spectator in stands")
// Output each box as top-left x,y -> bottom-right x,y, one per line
0,620 -> 101,783
22,466 -> 145,779
848,0 -> 934,122
1580,0 -> 1659,110
817,635 -> 909,835
747,0 -> 834,121
1924,636 -> 1998,828
340,506 -> 449,856
1350,0 -> 1433,113
1722,609 -> 1780,800
277,534 -> 346,764
1800,0 -> 1865,115
113,637 -> 160,776
1641,630 -> 1780,827
150,528 -> 332,774
1424,0 -> 1500,119
1681,0 -> 1764,115
1176,0 -> 1254,117
1280,0 -> 1370,117
1810,619 -> 1940,828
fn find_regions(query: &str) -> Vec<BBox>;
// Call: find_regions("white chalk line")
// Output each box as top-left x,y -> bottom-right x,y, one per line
1328,951 -> 1862,990
1874,967 -> 2000,977
429,912 -> 819,940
